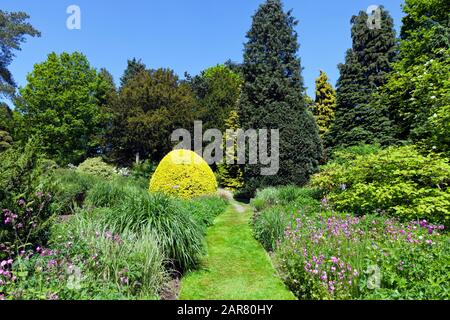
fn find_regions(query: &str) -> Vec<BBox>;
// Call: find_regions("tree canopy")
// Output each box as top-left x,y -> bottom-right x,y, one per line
15,52 -> 109,164
239,0 -> 323,195
0,10 -> 40,98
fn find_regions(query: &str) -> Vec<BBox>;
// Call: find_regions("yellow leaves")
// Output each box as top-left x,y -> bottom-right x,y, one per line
149,149 -> 217,199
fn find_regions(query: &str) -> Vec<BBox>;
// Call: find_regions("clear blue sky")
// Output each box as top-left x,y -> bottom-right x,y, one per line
2,0 -> 405,100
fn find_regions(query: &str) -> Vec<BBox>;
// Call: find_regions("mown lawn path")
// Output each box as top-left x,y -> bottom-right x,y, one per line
179,201 -> 295,300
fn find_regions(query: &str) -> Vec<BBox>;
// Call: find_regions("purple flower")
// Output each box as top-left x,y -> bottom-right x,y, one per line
47,293 -> 59,300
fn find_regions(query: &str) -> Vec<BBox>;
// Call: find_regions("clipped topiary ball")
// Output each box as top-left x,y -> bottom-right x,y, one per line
149,149 -> 217,199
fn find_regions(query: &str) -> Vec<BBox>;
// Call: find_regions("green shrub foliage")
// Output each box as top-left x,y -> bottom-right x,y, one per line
77,157 -> 117,179
312,146 -> 450,224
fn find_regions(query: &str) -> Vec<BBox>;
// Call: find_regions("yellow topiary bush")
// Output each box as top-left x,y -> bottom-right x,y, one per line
149,149 -> 217,199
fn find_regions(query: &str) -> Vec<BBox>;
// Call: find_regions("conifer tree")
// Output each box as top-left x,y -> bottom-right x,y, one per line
120,58 -> 146,88
217,110 -> 244,191
313,71 -> 336,137
325,6 -> 398,149
239,0 -> 323,195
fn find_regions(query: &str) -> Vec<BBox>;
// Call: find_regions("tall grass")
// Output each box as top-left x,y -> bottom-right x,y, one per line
51,210 -> 168,299
85,179 -> 207,272
251,186 -> 323,252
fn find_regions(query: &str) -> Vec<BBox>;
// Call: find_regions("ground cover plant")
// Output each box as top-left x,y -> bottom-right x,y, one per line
251,175 -> 450,300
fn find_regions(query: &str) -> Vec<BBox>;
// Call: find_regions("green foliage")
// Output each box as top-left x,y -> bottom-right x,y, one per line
0,103 -> 14,151
313,71 -> 336,137
3,219 -> 167,300
0,130 -> 13,152
376,0 -> 450,154
275,211 -> 449,300
0,137 -> 48,208
87,182 -> 206,272
312,146 -> 450,224
325,7 -> 399,150
15,52 -> 110,165
0,138 -> 56,260
180,196 -> 228,228
129,159 -> 156,188
239,0 -> 322,195
189,64 -> 242,132
328,144 -> 382,165
107,68 -> 199,165
251,186 -> 322,251
77,157 -> 116,179
119,58 -> 146,88
217,110 -> 244,191
46,169 -> 99,215
252,206 -> 291,252
0,10 -> 40,98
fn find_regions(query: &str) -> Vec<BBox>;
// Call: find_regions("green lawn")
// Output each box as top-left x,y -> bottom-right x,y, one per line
179,202 -> 296,300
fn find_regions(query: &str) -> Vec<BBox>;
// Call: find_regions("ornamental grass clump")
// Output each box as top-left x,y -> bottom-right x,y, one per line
149,150 -> 217,199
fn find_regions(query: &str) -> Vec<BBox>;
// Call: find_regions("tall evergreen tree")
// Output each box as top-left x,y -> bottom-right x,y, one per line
325,7 -> 398,149
120,58 -> 146,88
239,0 -> 323,195
99,68 -> 116,92
0,10 -> 40,98
313,71 -> 336,137
378,0 -> 450,154
217,110 -> 244,191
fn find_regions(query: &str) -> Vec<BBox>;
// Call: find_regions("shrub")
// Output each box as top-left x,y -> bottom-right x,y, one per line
77,157 -> 116,179
0,138 -> 56,260
46,169 -> 99,215
149,150 -> 217,199
328,144 -> 382,165
311,146 -> 450,225
131,159 -> 156,181
0,137 -> 47,209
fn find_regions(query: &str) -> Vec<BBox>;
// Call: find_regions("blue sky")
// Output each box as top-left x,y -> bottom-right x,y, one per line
2,0 -> 405,100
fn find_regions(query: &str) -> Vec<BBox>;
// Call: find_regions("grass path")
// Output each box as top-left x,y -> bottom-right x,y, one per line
179,201 -> 295,300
